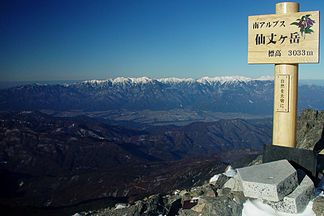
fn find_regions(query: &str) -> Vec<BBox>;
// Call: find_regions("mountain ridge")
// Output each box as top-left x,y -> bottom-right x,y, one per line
82,76 -> 274,86
2,76 -> 324,115
0,76 -> 275,114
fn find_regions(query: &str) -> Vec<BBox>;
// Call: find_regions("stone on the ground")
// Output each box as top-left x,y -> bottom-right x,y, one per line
190,184 -> 216,197
237,159 -> 298,202
217,187 -> 232,197
181,192 -> 192,205
191,197 -> 206,213
213,174 -> 230,189
223,174 -> 243,192
232,191 -> 248,204
312,196 -> 324,216
178,209 -> 200,216
266,174 -> 314,213
200,196 -> 243,216
90,202 -> 142,216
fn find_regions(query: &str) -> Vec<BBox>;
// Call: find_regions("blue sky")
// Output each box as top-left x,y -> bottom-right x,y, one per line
1,0 -> 323,81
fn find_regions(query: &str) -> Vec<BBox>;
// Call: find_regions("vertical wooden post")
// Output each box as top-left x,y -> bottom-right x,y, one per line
272,2 -> 299,148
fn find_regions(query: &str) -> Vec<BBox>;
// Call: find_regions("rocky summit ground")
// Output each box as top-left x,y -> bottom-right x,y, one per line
297,109 -> 324,152
74,163 -> 324,216
73,168 -> 246,216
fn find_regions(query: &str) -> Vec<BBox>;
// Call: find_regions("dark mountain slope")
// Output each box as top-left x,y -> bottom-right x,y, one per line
0,111 -> 271,208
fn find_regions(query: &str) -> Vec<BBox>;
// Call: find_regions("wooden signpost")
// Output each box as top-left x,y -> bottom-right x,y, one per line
248,2 -> 320,148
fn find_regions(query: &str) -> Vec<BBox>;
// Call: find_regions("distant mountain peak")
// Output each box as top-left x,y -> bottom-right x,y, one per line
83,77 -> 154,85
157,77 -> 195,84
196,76 -> 274,84
255,75 -> 274,81
197,76 -> 251,84
113,77 -> 153,84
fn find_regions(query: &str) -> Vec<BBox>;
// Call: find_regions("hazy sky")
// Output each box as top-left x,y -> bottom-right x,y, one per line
1,0 -> 323,81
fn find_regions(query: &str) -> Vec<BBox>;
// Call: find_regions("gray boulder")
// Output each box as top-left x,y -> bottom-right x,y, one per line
313,196 -> 324,216
200,196 -> 243,216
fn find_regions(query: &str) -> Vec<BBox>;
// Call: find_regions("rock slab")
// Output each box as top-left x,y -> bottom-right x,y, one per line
267,174 -> 314,213
237,159 -> 298,201
223,174 -> 243,192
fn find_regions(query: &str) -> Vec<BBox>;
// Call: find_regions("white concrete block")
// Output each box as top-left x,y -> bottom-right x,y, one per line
237,160 -> 298,201
267,175 -> 315,213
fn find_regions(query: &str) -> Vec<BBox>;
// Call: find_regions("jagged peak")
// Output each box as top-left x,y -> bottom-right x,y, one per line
255,75 -> 274,81
197,76 -> 252,84
83,79 -> 109,84
83,77 -> 154,85
157,77 -> 195,84
112,77 -> 153,84
196,76 -> 274,84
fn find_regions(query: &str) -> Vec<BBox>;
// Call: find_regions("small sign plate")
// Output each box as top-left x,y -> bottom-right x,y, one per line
275,74 -> 290,112
248,11 -> 319,64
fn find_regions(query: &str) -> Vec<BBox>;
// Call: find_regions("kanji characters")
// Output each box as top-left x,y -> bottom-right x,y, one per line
290,32 -> 300,44
268,50 -> 281,57
255,32 -> 302,45
255,34 -> 266,45
267,33 -> 277,44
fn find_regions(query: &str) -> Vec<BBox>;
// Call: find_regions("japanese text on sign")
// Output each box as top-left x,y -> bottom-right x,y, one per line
275,75 -> 290,112
252,20 -> 286,29
248,11 -> 319,64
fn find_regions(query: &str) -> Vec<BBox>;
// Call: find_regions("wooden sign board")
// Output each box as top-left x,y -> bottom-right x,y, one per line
248,11 -> 320,64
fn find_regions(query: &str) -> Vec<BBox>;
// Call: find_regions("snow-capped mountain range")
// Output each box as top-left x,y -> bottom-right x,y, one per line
0,76 -> 323,115
82,76 -> 274,86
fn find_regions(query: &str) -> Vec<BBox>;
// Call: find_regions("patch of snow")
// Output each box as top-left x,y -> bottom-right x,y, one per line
83,79 -> 109,84
34,83 -> 48,86
115,203 -> 127,209
20,111 -> 32,114
112,77 -> 153,85
224,165 -> 237,177
45,200 -> 52,207
81,75 -> 273,87
191,197 -> 200,201
112,77 -> 131,84
197,76 -> 253,84
131,77 -> 153,84
242,199 -> 315,216
158,77 -> 194,84
173,189 -> 180,195
209,174 -> 221,184
256,75 -> 274,81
